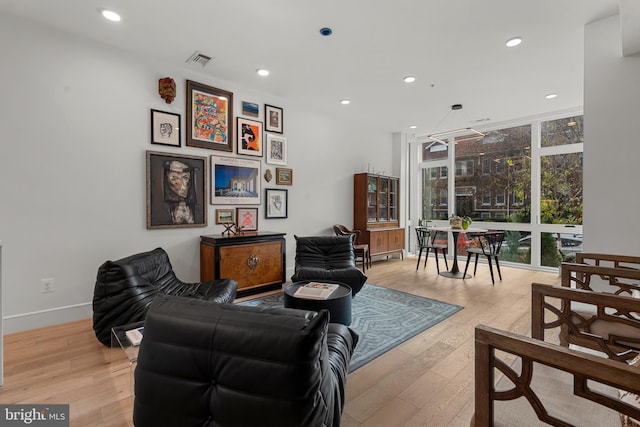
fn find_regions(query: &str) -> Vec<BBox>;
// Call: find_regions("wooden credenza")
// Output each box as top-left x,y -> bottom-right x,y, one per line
200,232 -> 285,297
366,227 -> 405,257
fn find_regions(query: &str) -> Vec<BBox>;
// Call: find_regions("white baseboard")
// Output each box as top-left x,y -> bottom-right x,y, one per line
3,302 -> 92,334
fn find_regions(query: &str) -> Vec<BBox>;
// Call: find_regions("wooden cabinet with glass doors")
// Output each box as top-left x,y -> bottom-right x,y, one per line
354,173 -> 404,258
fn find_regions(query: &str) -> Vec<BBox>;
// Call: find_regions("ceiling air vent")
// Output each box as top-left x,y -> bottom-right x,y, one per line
186,51 -> 213,67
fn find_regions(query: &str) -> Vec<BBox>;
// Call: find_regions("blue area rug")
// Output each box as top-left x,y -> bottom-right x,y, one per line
239,284 -> 463,372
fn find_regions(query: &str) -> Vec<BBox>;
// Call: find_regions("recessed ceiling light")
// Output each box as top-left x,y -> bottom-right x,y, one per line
403,76 -> 416,83
409,125 -> 417,129
256,69 -> 270,77
545,93 -> 558,99
340,99 -> 350,105
101,9 -> 121,22
506,36 -> 522,47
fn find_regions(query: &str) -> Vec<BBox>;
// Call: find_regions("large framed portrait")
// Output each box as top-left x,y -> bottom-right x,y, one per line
236,117 -> 263,157
265,188 -> 288,219
264,104 -> 283,133
150,109 -> 181,147
186,80 -> 233,151
146,151 -> 207,229
266,134 -> 287,165
211,155 -> 261,205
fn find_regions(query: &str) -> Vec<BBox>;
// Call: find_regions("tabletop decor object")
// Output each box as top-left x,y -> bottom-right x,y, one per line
450,215 -> 463,229
462,216 -> 472,230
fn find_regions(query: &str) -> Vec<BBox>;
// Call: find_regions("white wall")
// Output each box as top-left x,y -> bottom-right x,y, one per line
0,14 -> 395,333
583,15 -> 640,255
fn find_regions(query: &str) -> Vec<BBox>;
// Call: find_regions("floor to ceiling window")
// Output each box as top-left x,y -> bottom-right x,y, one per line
415,113 -> 584,270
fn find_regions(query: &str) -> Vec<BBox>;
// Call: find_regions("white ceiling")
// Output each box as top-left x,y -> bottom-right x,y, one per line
1,0 -> 628,135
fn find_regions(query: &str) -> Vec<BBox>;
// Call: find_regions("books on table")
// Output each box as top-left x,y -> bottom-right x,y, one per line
293,282 -> 339,300
125,326 -> 144,346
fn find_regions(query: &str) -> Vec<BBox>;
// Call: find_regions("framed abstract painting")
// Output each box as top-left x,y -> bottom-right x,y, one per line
236,117 -> 263,157
186,80 -> 233,151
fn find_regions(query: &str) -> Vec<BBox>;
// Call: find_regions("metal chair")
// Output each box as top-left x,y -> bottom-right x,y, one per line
415,227 -> 449,273
333,224 -> 371,271
463,231 -> 505,284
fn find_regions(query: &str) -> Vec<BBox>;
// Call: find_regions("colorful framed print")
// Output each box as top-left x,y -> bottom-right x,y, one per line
186,80 -> 233,151
266,134 -> 287,165
264,104 -> 283,133
215,208 -> 234,224
242,101 -> 259,117
265,188 -> 288,219
210,155 -> 261,205
275,168 -> 293,185
151,109 -> 181,147
146,151 -> 207,229
237,117 -> 263,157
236,207 -> 258,231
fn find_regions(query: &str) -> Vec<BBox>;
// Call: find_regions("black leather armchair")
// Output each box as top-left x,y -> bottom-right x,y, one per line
133,295 -> 358,427
291,235 -> 367,296
92,247 -> 237,346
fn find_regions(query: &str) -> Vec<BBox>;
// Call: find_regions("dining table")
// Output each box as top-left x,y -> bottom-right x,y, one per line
430,226 -> 487,279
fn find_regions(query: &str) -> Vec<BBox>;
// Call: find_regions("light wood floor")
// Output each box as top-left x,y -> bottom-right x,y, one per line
0,256 -> 560,427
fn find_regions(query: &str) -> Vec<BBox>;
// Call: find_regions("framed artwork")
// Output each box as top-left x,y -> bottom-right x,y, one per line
215,208 -> 234,224
265,188 -> 288,219
186,80 -> 233,151
264,104 -> 283,133
242,101 -> 259,117
275,168 -> 293,185
236,207 -> 258,231
211,155 -> 261,205
146,151 -> 207,229
150,109 -> 181,147
266,134 -> 287,165
236,117 -> 263,157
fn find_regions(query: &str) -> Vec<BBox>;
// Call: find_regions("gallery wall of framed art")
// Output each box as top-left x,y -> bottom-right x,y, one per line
146,78 -> 292,234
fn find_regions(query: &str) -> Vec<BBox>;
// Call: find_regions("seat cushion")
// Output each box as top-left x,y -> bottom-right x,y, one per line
569,303 -> 640,350
493,357 -> 620,426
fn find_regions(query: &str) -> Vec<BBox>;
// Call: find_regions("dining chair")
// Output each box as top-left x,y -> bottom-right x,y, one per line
463,231 -> 505,284
415,227 -> 449,273
333,224 -> 371,271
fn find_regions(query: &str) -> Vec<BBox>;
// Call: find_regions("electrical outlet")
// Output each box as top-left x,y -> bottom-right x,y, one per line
41,278 -> 55,293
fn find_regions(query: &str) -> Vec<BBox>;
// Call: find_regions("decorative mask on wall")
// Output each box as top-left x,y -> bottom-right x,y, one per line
158,77 -> 176,104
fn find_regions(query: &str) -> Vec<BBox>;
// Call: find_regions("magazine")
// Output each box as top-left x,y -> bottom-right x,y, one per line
293,282 -> 339,300
125,326 -> 144,346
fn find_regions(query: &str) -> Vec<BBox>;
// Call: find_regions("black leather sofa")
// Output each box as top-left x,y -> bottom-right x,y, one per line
92,247 -> 237,346
291,235 -> 367,296
133,295 -> 359,427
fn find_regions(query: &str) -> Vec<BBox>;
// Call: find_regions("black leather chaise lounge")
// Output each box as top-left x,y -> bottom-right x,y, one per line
133,294 -> 358,427
291,235 -> 368,296
92,247 -> 237,346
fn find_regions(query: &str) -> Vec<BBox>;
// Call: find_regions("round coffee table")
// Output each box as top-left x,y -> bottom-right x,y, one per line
284,281 -> 353,325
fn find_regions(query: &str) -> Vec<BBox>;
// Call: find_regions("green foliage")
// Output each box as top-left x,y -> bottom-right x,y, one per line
540,232 -> 562,267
